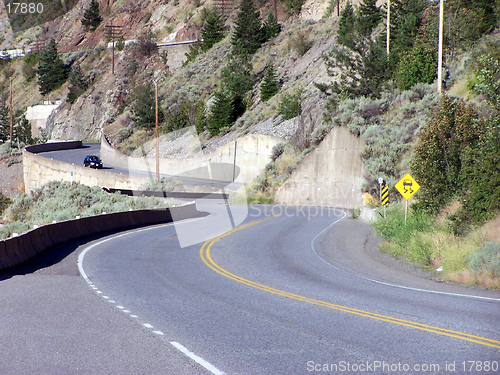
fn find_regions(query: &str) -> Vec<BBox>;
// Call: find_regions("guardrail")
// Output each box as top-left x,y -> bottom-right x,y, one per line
0,203 -> 205,271
102,187 -> 230,200
25,140 -> 83,154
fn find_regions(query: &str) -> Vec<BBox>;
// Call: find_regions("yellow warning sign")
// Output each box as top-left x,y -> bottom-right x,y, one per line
395,173 -> 420,200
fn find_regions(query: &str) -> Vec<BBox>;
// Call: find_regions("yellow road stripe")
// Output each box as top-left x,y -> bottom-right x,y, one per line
200,216 -> 500,349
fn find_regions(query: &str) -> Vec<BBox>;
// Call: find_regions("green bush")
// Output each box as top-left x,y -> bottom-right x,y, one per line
410,95 -> 481,214
0,181 -> 170,240
277,88 -> 303,120
468,242 -> 500,278
372,204 -> 435,266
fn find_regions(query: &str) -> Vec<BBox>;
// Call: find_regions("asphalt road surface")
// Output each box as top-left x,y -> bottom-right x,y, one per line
2,202 -> 498,374
36,143 -> 241,191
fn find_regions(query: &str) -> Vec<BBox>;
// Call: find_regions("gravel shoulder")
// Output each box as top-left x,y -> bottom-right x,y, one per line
316,217 -> 500,300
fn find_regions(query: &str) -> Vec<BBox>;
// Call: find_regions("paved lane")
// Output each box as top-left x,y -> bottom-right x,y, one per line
36,143 -> 242,190
79,206 -> 500,374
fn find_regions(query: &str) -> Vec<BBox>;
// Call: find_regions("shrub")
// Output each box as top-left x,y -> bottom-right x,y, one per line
277,88 -> 303,120
372,204 -> 436,266
0,192 -> 11,216
270,143 -> 285,161
135,31 -> 158,57
468,242 -> 500,278
410,95 -> 481,214
0,181 -> 171,240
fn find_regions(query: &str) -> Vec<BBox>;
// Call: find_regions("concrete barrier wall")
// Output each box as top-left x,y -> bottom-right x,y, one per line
25,141 -> 83,154
100,134 -> 284,184
275,126 -> 366,209
23,148 -> 152,192
0,203 -> 203,271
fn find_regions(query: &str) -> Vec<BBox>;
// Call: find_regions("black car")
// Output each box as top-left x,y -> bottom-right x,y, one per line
84,155 -> 103,169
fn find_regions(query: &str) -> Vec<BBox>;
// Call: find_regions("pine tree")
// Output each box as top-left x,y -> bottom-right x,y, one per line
81,0 -> 102,32
389,0 -> 429,57
231,0 -> 263,55
201,9 -> 225,52
262,12 -> 281,41
14,115 -> 33,145
131,84 -> 164,129
260,63 -> 279,102
220,56 -> 253,118
326,1 -> 390,99
337,1 -> 356,48
184,43 -> 200,65
36,39 -> 70,96
67,64 -> 89,104
0,100 -> 9,143
358,0 -> 382,37
207,89 -> 234,135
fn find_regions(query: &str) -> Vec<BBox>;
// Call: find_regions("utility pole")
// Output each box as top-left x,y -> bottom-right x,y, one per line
155,81 -> 159,180
437,0 -> 444,93
386,0 -> 390,57
9,78 -> 13,148
337,0 -> 340,17
105,24 -> 123,75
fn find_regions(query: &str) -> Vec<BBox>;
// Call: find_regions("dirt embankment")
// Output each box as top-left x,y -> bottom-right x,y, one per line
0,156 -> 24,198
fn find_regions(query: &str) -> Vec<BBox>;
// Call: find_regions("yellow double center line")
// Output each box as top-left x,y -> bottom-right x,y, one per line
200,216 -> 500,349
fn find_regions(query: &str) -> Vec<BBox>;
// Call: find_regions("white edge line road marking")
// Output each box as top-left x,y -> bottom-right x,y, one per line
310,211 -> 500,303
77,218 -> 227,375
170,341 -> 226,375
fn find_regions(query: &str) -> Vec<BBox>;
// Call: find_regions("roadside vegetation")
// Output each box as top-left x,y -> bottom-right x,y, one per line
373,206 -> 500,289
0,181 -> 173,240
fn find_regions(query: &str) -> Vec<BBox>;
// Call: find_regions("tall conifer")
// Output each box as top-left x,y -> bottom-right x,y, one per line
36,39 -> 70,96
81,0 -> 102,32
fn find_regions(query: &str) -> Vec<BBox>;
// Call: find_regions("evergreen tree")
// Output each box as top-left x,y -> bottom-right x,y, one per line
231,0 -> 263,55
471,0 -> 498,33
207,89 -> 234,135
14,115 -> 33,145
337,2 -> 356,48
285,0 -> 305,14
260,63 -> 279,101
67,64 -> 89,104
0,100 -> 9,143
131,84 -> 164,129
201,9 -> 225,52
184,43 -> 201,65
220,56 -> 253,118
36,39 -> 70,96
325,1 -> 390,99
389,0 -> 429,57
262,12 -> 281,41
395,46 -> 437,90
358,0 -> 382,37
81,0 -> 102,32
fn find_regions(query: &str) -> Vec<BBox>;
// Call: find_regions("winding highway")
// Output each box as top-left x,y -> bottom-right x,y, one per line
38,142 -> 241,190
1,147 -> 499,374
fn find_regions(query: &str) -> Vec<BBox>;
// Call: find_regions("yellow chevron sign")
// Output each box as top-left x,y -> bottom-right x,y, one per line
381,185 -> 389,206
395,173 -> 420,201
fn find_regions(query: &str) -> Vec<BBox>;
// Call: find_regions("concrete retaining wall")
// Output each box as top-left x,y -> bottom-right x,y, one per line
0,203 -> 202,271
23,147 -> 153,193
100,134 -> 284,184
275,126 -> 366,209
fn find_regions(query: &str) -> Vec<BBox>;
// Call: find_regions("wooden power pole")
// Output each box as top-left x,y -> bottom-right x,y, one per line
105,24 -> 123,75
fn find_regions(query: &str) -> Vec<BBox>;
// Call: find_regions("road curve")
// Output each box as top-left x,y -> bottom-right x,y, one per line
36,143 -> 241,190
78,204 -> 500,374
